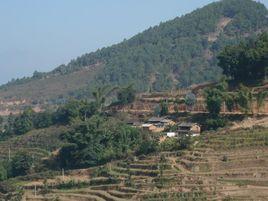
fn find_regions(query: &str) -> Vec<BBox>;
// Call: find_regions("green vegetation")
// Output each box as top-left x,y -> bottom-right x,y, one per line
0,1 -> 268,199
58,115 -> 156,169
218,32 -> 268,86
256,90 -> 268,112
205,84 -> 224,117
160,135 -> 191,152
0,0 -> 267,101
116,84 -> 136,105
0,164 -> 7,181
10,151 -> 33,177
160,100 -> 169,116
185,93 -> 196,111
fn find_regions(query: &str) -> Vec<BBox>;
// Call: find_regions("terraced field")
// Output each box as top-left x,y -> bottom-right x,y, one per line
0,125 -> 67,161
18,128 -> 268,200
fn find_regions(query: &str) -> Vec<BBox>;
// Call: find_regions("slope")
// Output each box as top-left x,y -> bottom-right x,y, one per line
6,127 -> 268,201
0,0 -> 267,103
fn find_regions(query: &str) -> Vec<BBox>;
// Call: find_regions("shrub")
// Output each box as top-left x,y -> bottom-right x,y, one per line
0,164 -> 7,181
205,118 -> 227,130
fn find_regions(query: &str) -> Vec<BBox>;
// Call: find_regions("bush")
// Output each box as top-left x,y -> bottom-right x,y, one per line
160,135 -> 191,152
222,155 -> 228,162
136,139 -> 158,155
0,164 -> 7,181
205,118 -> 227,130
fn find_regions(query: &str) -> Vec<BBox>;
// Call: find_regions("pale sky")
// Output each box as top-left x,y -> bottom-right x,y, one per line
0,0 -> 267,84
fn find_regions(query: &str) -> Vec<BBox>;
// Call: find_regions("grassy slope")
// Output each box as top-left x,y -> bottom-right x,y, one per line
0,65 -> 102,102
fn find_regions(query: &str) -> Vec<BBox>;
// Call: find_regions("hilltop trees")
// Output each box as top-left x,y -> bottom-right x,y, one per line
218,33 -> 268,86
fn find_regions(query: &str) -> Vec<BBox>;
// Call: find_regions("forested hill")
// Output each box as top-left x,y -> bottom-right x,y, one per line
1,0 -> 268,102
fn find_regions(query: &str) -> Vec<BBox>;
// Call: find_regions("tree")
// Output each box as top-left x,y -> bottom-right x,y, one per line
205,87 -> 223,117
54,100 -> 81,124
13,108 -> 34,135
92,86 -> 118,113
33,111 -> 53,129
11,152 -> 33,177
58,116 -> 146,169
218,33 -> 268,86
154,105 -> 161,117
185,93 -> 196,111
225,93 -> 236,112
4,114 -> 15,136
160,100 -> 169,116
117,84 -> 136,105
236,85 -> 253,114
79,101 -> 98,121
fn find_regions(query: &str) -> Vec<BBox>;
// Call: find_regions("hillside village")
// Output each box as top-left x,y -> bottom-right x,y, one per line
0,0 -> 267,201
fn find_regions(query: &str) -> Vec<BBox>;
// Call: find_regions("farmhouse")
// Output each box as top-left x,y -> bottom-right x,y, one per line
178,122 -> 201,136
147,117 -> 175,128
141,123 -> 157,132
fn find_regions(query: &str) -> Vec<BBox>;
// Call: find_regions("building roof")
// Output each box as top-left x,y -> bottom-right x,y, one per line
142,124 -> 154,128
127,121 -> 142,126
178,122 -> 199,127
148,117 -> 172,123
148,117 -> 164,122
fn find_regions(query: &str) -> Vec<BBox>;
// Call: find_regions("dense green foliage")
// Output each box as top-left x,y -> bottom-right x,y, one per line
58,116 -> 155,169
160,101 -> 169,116
10,151 -> 33,177
13,108 -> 34,135
1,0 -> 267,101
117,85 -> 136,105
236,85 -> 253,114
185,93 -> 197,111
218,33 -> 268,85
205,85 -> 225,117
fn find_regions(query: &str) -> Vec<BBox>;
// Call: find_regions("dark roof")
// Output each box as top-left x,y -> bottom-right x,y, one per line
127,121 -> 142,126
178,122 -> 198,127
148,117 -> 165,123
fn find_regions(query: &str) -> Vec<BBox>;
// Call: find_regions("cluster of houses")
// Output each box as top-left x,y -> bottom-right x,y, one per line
128,117 -> 201,138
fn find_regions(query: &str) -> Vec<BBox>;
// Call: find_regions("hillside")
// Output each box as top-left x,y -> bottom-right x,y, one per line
4,127 -> 268,201
0,0 -> 267,103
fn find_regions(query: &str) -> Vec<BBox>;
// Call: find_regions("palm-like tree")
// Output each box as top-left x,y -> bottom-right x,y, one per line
92,86 -> 118,113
